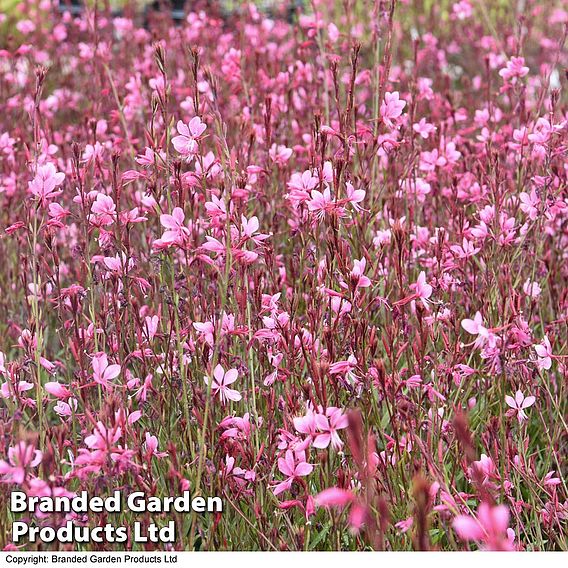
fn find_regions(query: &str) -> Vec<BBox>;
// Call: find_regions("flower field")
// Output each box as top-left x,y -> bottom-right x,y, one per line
0,0 -> 566,552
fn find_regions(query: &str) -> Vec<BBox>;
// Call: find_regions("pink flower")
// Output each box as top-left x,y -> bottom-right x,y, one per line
314,487 -> 368,532
519,189 -> 539,220
84,422 -> 122,451
273,450 -> 313,496
315,487 -> 355,508
450,238 -> 480,259
345,182 -> 365,210
470,454 -> 499,486
156,207 -> 190,247
204,194 -> 227,221
144,433 -> 167,459
461,312 -> 486,335
1,380 -> 34,400
330,295 -> 352,318
461,312 -> 491,347
144,315 -> 159,342
542,471 -> 561,487
327,22 -> 339,42
528,118 -> 552,147
28,163 -> 65,206
54,399 -> 77,418
204,364 -> 242,404
400,178 -> 431,203
172,117 -> 206,161
313,407 -> 348,450
452,0 -> 473,20
293,409 -> 319,439
420,148 -> 447,171
239,215 -> 267,244
16,19 -> 36,34
453,502 -> 513,550
82,142 -> 104,163
90,194 -> 116,226
136,147 -> 165,167
406,374 -> 423,388
395,517 -> 414,533
44,382 -> 71,399
195,151 -> 221,179
499,57 -> 529,83
48,202 -> 70,221
411,271 -> 432,309
329,354 -> 357,376
534,336 -> 552,370
350,258 -> 371,289
505,390 -> 536,423
269,144 -> 293,166
103,253 -> 134,276
523,279 -> 541,298
0,442 -> 42,484
193,320 -> 215,347
413,118 -> 436,139
380,91 -> 406,128
287,170 -> 319,204
307,187 -> 337,219
92,352 -> 121,388
220,413 -> 253,441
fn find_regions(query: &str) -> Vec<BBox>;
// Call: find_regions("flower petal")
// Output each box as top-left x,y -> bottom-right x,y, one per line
223,368 -> 238,385
521,396 -> 535,409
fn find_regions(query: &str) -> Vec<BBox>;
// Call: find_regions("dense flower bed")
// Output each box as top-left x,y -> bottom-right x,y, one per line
0,0 -> 566,552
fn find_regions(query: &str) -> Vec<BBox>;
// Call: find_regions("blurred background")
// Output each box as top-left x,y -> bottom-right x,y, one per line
1,0 -> 298,15
0,0 -> 308,27
0,0 -> 310,35
0,0 -> 534,33
0,0 -> 515,21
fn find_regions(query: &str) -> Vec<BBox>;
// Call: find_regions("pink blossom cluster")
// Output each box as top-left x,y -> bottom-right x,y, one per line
0,0 -> 566,552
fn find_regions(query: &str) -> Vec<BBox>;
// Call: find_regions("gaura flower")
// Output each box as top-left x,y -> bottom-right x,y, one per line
505,390 -> 535,423
204,364 -> 242,404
